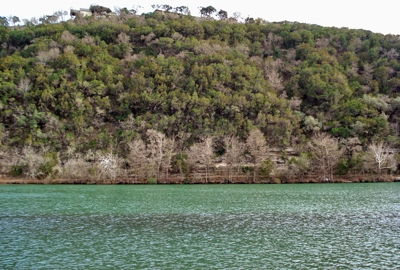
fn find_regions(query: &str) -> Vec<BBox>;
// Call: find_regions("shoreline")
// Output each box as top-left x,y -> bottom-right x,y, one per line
1,175 -> 399,185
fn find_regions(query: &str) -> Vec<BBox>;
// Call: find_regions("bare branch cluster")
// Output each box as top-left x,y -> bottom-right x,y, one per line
186,136 -> 214,182
364,141 -> 397,180
36,48 -> 60,64
246,129 -> 269,182
308,133 -> 344,181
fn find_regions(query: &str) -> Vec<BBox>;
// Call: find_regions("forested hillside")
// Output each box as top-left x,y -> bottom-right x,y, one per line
1,8 -> 400,183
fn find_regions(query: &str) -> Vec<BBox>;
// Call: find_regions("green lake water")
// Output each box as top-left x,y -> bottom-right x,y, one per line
0,183 -> 399,269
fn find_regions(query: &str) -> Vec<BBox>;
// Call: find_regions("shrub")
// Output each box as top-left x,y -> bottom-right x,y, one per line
11,165 -> 24,176
147,176 -> 157,184
38,151 -> 59,179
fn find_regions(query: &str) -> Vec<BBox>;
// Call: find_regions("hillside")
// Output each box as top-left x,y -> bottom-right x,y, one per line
1,10 -> 400,182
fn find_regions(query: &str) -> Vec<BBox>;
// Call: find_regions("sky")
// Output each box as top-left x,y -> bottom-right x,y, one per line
2,0 -> 399,35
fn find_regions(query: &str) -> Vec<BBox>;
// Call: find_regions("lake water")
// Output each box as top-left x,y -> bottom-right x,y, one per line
1,183 -> 399,269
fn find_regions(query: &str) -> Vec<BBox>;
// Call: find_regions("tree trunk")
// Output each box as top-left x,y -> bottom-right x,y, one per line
378,165 -> 381,181
252,162 -> 256,183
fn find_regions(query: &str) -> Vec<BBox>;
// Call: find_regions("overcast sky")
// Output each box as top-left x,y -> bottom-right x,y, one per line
3,0 -> 399,35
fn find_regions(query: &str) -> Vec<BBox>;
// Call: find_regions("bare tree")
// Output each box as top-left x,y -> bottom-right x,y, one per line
61,30 -> 78,43
146,129 -> 168,180
232,12 -> 242,22
20,145 -> 47,179
162,137 -> 175,182
127,138 -> 148,182
365,141 -> 397,180
82,34 -> 96,45
96,151 -> 120,183
58,149 -> 92,182
246,129 -> 268,183
309,133 -> 343,181
186,136 -> 214,183
362,63 -> 373,84
140,131 -> 175,182
37,48 -> 60,65
289,96 -> 302,111
114,6 -> 123,15
384,48 -> 399,60
141,32 -> 156,45
117,32 -> 130,44
17,77 -> 31,94
131,5 -> 143,15
53,10 -> 68,22
23,17 -> 39,26
223,135 -> 244,181
264,57 -> 284,92
0,128 -> 10,172
22,18 -> 30,26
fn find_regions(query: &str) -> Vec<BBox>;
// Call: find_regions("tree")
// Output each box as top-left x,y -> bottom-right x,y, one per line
22,17 -> 38,26
146,129 -> 175,181
245,17 -> 255,24
97,151 -> 120,182
115,5 -> 143,15
365,141 -> 397,180
246,129 -> 268,183
0,16 -> 8,26
131,5 -> 143,15
7,15 -> 20,26
36,48 -> 60,65
308,133 -> 343,181
89,5 -> 112,15
232,12 -> 241,21
186,136 -> 214,183
18,146 -> 58,180
174,6 -> 190,15
151,4 -> 161,10
151,4 -> 172,12
172,152 -> 189,183
127,139 -> 148,182
39,15 -> 58,24
53,11 -> 68,22
217,10 -> 228,20
199,6 -> 216,18
161,5 -> 173,12
146,129 -> 165,180
362,63 -> 373,85
264,57 -> 284,92
286,154 -> 311,182
117,32 -> 130,44
223,135 -> 244,181
162,137 -> 175,181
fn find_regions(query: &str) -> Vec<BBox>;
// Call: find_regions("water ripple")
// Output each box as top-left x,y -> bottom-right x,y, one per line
0,183 -> 399,269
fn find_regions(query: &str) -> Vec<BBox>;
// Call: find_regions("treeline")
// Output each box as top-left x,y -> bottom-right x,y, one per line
0,128 -> 395,183
0,8 -> 400,182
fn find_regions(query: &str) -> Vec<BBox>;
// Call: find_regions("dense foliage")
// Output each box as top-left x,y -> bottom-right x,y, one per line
1,10 -> 400,181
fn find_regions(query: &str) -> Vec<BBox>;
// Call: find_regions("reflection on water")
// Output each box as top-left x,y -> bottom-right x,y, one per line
1,184 -> 399,269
